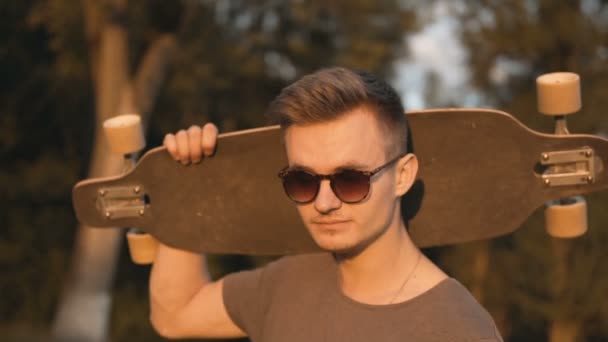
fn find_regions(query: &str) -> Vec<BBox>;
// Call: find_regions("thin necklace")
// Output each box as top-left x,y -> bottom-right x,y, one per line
388,250 -> 422,304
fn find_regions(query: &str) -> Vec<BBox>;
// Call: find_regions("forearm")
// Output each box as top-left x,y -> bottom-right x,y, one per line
149,125 -> 244,338
149,243 -> 210,320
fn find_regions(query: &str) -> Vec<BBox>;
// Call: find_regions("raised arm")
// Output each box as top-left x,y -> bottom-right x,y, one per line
149,123 -> 245,339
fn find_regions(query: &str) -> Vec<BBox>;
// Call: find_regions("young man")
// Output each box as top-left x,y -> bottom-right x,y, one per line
150,67 -> 503,341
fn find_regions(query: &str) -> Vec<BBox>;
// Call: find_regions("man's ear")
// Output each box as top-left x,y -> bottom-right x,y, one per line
395,153 -> 418,197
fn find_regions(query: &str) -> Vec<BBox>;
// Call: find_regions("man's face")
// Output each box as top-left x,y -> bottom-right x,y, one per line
284,107 -> 407,254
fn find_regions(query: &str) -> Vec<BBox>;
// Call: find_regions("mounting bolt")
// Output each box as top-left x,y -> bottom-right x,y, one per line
587,176 -> 594,183
99,189 -> 106,196
544,179 -> 551,186
134,186 -> 141,194
542,153 -> 549,161
585,150 -> 593,158
138,209 -> 144,216
105,211 -> 112,219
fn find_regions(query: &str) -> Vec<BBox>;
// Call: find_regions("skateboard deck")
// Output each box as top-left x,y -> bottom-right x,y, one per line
72,108 -> 608,254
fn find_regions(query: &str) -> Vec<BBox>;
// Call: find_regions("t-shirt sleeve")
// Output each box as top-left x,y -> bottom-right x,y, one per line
222,259 -> 284,339
477,324 -> 504,342
222,268 -> 265,337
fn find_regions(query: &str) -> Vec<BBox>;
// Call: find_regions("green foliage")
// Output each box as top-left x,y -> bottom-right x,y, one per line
0,0 -> 93,329
151,0 -> 417,134
460,0 -> 608,131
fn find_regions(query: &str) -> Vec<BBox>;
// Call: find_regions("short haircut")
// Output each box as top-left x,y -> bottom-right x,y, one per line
267,67 -> 408,157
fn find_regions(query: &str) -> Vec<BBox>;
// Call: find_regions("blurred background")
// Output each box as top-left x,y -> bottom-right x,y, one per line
1,0 -> 607,341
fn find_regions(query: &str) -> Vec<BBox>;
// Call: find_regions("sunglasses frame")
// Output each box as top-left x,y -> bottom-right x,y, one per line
278,153 -> 406,204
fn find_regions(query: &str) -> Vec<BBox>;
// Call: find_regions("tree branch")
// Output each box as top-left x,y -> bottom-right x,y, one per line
132,34 -> 178,129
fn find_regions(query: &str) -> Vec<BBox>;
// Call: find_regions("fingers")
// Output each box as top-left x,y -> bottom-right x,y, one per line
201,123 -> 218,157
163,133 -> 179,161
176,129 -> 190,164
163,123 -> 219,164
187,125 -> 203,163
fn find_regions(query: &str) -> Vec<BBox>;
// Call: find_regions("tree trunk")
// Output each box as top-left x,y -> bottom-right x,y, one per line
52,6 -> 130,341
52,2 -> 178,339
548,239 -> 579,342
549,319 -> 581,342
470,241 -> 490,302
468,242 -> 510,338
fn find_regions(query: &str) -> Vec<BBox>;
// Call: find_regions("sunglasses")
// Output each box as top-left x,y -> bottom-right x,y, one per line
277,154 -> 406,204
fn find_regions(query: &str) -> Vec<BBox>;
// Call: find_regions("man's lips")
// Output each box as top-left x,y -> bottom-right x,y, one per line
311,219 -> 351,226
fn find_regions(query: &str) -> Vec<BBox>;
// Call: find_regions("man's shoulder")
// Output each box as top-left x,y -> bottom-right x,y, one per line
415,278 -> 502,341
428,278 -> 487,314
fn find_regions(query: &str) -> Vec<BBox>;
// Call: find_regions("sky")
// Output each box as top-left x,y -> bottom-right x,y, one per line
393,1 -> 477,110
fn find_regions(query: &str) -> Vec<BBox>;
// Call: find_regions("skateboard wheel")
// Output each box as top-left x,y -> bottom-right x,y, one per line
126,230 -> 159,265
536,72 -> 581,115
103,114 -> 145,155
544,196 -> 587,238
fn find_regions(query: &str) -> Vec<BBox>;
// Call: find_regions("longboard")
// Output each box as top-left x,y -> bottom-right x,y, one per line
73,108 -> 608,254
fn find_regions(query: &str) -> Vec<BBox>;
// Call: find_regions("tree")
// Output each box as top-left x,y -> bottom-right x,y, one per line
48,0 -> 179,340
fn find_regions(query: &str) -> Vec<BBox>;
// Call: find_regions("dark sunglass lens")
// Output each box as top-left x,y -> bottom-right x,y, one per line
332,170 -> 370,203
282,170 -> 318,203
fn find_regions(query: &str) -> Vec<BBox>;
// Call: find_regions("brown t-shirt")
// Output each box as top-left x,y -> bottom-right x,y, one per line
223,253 -> 503,342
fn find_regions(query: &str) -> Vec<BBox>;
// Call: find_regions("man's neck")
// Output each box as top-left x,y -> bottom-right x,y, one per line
335,219 -> 421,305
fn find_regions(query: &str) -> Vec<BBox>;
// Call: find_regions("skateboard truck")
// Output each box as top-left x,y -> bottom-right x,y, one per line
103,114 -> 158,264
96,185 -> 146,219
537,72 -> 589,238
539,147 -> 598,187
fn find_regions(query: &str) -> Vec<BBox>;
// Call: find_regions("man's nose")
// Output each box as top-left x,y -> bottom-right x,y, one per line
314,180 -> 342,213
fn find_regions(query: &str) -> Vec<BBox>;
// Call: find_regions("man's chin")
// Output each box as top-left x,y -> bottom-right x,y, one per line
313,236 -> 347,251
313,237 -> 362,256
311,232 -> 379,259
